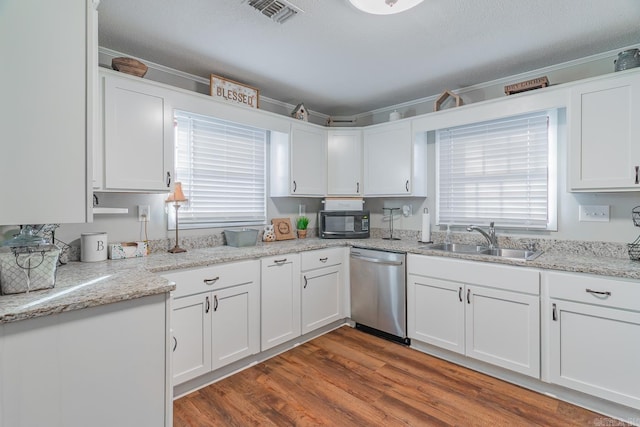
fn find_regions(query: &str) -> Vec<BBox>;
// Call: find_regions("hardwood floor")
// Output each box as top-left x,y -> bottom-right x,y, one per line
174,326 -> 622,426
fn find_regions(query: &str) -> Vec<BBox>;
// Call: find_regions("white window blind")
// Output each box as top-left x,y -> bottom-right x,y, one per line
173,110 -> 267,228
436,110 -> 557,230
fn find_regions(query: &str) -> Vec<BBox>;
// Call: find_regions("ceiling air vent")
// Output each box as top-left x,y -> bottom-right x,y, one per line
245,0 -> 303,24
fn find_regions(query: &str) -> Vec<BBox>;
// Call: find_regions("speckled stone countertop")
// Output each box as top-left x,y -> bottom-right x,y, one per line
2,237 -> 640,325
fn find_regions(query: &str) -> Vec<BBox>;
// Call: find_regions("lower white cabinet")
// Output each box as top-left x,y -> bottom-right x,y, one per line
261,254 -> 301,351
163,260 -> 260,386
545,271 -> 640,410
0,294 -> 170,427
407,254 -> 540,378
301,248 -> 346,334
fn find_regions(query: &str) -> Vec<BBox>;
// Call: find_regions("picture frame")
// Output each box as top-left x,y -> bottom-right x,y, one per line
210,74 -> 259,109
271,218 -> 296,240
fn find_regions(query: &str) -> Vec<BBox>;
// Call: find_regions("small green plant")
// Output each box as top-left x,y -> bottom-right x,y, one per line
296,216 -> 309,230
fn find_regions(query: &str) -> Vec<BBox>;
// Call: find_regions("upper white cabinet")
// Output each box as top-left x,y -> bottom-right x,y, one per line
408,254 -> 540,378
569,70 -> 640,191
0,0 -> 96,225
327,130 -> 363,196
363,121 -> 426,196
544,271 -> 640,410
97,70 -> 174,192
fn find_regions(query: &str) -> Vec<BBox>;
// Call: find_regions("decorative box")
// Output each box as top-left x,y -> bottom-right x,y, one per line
108,242 -> 149,260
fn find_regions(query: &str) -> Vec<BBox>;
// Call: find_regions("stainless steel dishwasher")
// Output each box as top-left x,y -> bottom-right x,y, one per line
350,247 -> 409,344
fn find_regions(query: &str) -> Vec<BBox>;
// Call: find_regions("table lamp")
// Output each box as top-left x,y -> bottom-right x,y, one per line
166,182 -> 188,253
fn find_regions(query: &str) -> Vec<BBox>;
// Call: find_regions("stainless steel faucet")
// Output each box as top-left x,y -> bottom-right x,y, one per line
467,222 -> 498,248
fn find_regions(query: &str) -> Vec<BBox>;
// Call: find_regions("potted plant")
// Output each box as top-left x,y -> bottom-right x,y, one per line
296,216 -> 309,238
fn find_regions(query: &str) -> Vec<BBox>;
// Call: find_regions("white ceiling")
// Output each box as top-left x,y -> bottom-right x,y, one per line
98,0 -> 640,116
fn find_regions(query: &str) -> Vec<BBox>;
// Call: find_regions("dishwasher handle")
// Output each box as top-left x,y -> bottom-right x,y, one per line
350,254 -> 404,266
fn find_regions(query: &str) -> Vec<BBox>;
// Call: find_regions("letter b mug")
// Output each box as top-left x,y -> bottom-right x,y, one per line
81,232 -> 108,262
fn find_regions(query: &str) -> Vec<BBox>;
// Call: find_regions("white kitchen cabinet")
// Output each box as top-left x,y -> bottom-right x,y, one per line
364,120 -> 426,196
545,271 -> 640,410
98,69 -> 174,191
171,293 -> 211,385
300,248 -> 346,334
261,254 -> 301,350
163,260 -> 260,386
327,129 -> 363,196
407,254 -> 540,377
569,70 -> 640,191
0,294 -> 170,427
290,123 -> 327,195
0,0 -> 96,225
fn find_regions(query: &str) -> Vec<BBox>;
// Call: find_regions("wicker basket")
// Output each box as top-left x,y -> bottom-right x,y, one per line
111,57 -> 148,77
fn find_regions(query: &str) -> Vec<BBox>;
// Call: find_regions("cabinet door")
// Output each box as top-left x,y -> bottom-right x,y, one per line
0,0 -> 92,224
363,121 -> 412,195
172,294 -> 212,385
327,130 -> 362,195
290,123 -> 326,195
548,300 -> 640,409
569,72 -> 640,191
301,265 -> 343,334
211,283 -> 260,371
407,275 -> 465,354
261,255 -> 301,350
103,73 -> 173,191
465,286 -> 540,378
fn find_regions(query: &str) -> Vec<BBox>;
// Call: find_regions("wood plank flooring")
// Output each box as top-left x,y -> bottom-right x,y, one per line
173,326 -> 623,426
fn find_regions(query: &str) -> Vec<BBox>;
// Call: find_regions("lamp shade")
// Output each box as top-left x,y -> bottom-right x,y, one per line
166,182 -> 188,203
348,0 -> 423,15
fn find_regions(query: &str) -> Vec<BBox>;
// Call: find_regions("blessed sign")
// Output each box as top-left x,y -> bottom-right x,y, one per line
210,74 -> 259,109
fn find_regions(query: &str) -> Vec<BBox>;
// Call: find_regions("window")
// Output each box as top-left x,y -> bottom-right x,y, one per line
436,110 -> 557,230
173,110 -> 267,229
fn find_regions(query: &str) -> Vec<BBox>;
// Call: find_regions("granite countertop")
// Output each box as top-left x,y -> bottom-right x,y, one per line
2,237 -> 640,325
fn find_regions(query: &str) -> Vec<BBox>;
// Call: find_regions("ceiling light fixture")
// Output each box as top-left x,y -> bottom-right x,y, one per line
348,0 -> 424,15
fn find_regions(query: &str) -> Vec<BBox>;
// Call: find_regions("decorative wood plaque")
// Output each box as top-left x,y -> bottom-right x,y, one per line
271,218 -> 296,241
210,74 -> 259,109
504,76 -> 549,95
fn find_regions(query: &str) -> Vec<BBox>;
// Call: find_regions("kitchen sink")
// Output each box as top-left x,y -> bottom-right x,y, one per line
420,243 -> 543,261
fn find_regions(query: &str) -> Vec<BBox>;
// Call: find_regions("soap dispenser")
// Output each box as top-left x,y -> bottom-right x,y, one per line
444,224 -> 452,244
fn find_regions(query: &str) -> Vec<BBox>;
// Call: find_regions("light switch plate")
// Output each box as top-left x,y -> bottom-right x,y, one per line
579,205 -> 610,222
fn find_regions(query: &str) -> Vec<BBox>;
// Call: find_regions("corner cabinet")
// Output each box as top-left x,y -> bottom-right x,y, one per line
569,70 -> 640,191
270,123 -> 326,197
0,0 -> 97,224
96,70 -> 174,192
162,260 -> 260,386
544,271 -> 640,410
261,254 -> 302,350
363,120 -> 426,196
407,254 -> 540,378
327,130 -> 363,196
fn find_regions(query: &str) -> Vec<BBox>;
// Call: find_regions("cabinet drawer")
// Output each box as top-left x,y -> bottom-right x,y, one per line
545,271 -> 640,311
301,247 -> 344,271
407,254 -> 539,295
162,260 -> 259,298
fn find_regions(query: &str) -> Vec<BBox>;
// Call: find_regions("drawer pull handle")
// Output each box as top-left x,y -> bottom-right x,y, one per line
204,277 -> 220,285
586,288 -> 611,296
466,288 -> 471,304
274,258 -> 287,264
205,296 -> 210,313
319,257 -> 328,263
303,275 -> 308,288
173,336 -> 178,352
458,287 -> 463,302
552,303 -> 557,321
213,295 -> 219,311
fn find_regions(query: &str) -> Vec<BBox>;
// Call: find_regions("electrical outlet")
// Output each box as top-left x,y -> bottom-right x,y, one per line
578,205 -> 610,222
138,205 -> 150,222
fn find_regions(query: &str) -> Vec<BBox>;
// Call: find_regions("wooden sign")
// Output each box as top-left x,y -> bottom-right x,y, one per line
271,218 -> 296,240
210,74 -> 259,109
504,76 -> 549,95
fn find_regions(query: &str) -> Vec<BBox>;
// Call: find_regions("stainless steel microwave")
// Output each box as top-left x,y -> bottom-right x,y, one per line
319,210 -> 370,239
